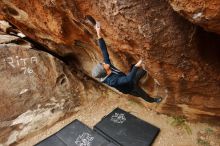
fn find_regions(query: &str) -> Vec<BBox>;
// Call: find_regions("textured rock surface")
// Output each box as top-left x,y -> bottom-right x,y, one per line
0,0 -> 220,123
169,0 -> 220,34
0,32 -> 83,145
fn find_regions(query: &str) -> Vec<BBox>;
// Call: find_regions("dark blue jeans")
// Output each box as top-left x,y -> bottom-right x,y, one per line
129,67 -> 155,103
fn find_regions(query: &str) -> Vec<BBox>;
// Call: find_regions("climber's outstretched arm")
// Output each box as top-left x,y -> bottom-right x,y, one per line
96,24 -> 111,64
98,38 -> 111,64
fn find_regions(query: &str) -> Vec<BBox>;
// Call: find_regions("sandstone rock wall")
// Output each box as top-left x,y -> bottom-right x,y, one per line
0,33 -> 79,145
169,0 -> 220,35
0,0 -> 219,122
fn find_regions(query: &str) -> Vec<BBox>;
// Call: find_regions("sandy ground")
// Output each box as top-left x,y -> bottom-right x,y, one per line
18,95 -> 220,146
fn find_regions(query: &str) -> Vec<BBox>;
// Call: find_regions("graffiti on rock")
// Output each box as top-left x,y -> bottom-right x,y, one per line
3,56 -> 38,74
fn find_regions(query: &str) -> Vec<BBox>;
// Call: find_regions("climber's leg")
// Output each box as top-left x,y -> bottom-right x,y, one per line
129,86 -> 156,103
134,68 -> 147,85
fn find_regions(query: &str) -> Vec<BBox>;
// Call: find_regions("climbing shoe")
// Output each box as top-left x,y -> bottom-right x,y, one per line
154,97 -> 162,103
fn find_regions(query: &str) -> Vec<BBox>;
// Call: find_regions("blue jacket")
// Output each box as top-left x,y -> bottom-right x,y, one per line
98,38 -> 138,94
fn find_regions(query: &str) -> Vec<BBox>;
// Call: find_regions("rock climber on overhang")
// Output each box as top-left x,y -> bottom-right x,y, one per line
91,20 -> 162,103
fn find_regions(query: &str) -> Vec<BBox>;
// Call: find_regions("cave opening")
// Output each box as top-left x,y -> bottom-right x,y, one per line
196,27 -> 220,72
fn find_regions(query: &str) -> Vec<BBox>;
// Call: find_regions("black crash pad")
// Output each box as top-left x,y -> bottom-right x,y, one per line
36,120 -> 116,146
94,108 -> 160,146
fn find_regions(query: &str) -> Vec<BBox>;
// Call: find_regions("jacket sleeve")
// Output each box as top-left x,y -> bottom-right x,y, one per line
98,38 -> 111,64
115,66 -> 138,85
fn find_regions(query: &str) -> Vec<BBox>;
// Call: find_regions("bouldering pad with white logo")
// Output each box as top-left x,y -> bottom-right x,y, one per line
94,108 -> 160,146
35,120 -> 116,146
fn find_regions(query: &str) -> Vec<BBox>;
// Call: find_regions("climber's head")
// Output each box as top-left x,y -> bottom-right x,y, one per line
92,63 -> 110,78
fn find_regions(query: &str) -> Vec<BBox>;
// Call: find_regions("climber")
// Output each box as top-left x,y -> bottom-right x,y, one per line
91,22 -> 162,103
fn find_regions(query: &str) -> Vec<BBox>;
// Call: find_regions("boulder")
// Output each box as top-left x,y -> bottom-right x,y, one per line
0,33 -> 83,145
0,0 -> 219,122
